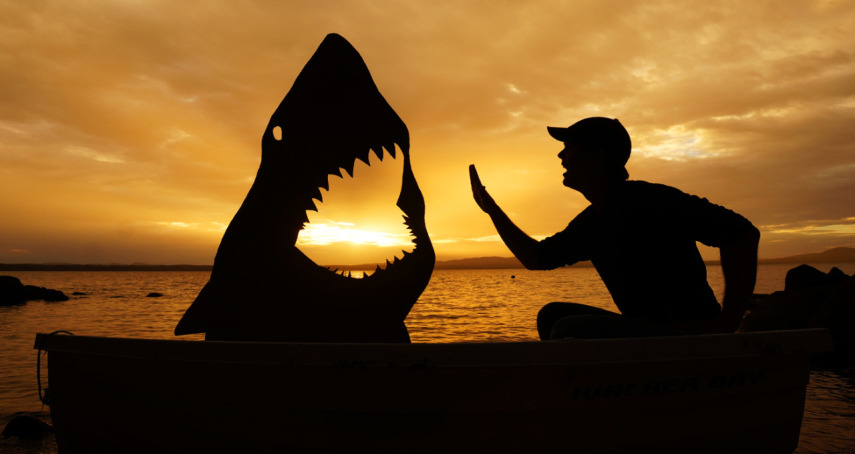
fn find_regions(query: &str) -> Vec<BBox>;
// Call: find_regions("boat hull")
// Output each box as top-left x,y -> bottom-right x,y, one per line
34,329 -> 832,453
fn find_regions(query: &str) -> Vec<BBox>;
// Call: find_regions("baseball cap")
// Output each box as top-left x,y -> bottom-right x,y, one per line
547,117 -> 631,165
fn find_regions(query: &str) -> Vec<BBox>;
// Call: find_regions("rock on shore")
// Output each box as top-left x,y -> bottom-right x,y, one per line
741,264 -> 855,352
2,414 -> 53,439
0,275 -> 69,306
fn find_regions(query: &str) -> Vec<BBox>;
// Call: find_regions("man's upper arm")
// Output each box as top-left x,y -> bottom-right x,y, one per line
536,210 -> 593,270
676,190 -> 756,248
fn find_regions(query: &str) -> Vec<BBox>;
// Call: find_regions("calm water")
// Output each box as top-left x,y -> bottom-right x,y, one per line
1,265 -> 854,452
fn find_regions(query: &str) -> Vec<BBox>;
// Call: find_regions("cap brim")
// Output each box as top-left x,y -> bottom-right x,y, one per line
547,126 -> 568,142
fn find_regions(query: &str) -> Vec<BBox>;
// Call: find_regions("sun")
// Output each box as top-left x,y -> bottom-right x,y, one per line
295,147 -> 416,265
297,222 -> 414,248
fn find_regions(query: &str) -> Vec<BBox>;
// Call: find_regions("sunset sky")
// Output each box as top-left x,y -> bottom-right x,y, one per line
1,1 -> 854,266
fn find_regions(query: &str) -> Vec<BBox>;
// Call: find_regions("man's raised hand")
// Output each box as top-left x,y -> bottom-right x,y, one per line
470,164 -> 496,214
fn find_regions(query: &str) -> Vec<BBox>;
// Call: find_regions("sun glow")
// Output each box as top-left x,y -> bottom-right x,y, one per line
297,222 -> 413,247
295,143 -> 416,265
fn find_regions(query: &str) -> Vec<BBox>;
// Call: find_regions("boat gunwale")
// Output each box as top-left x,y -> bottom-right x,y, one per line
34,329 -> 833,368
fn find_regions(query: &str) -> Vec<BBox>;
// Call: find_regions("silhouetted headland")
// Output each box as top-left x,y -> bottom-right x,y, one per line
0,263 -> 213,272
758,247 -> 855,264
2,246 -> 854,272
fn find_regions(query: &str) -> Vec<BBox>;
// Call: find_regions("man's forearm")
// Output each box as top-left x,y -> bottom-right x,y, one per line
484,204 -> 541,270
719,225 -> 760,330
470,165 -> 541,269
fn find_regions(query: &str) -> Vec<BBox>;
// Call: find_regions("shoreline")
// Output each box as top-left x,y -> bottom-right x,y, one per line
2,259 -> 855,272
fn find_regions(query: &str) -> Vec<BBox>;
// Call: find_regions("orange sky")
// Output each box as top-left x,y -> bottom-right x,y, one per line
1,1 -> 854,265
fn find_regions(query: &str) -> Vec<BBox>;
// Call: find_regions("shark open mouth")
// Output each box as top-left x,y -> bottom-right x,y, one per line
175,34 -> 435,343
299,142 -> 423,278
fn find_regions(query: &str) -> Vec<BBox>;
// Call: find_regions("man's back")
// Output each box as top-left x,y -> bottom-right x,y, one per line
537,180 -> 754,322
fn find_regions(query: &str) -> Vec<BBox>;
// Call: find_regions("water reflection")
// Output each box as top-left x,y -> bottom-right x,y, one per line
798,366 -> 855,453
1,268 -> 854,453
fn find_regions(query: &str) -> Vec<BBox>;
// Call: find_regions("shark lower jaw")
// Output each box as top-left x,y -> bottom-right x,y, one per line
296,140 -> 434,282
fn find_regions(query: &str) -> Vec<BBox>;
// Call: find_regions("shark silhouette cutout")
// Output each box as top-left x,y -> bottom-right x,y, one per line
174,34 -> 435,342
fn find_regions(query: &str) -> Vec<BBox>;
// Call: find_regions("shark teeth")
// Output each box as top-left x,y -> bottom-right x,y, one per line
311,187 -> 323,203
356,148 -> 371,166
305,138 -> 426,281
323,140 -> 401,184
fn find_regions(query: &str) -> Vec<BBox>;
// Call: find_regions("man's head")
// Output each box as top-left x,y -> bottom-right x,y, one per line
548,117 -> 631,188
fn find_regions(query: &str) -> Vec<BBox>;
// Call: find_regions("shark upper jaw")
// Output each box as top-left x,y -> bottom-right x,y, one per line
259,33 -> 432,283
268,129 -> 406,231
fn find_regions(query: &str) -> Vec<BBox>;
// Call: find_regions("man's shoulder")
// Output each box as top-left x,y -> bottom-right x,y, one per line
624,180 -> 691,199
620,181 -> 713,217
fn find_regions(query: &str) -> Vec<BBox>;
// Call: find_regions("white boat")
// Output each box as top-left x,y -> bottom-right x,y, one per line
34,329 -> 832,453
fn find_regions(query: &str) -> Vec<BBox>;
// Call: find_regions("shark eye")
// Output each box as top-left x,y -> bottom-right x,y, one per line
272,126 -> 283,141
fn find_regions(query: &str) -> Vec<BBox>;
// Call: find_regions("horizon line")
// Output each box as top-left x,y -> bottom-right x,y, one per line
1,247 -> 854,271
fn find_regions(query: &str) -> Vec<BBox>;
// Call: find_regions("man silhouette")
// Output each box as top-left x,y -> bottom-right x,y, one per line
470,117 -> 759,339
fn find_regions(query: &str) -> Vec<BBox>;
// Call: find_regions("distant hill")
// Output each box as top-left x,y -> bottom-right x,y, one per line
2,247 -> 853,272
435,247 -> 855,269
0,258 -> 534,272
434,248 -> 855,269
432,256 -> 595,269
434,256 -> 523,269
324,256 -> 530,271
432,247 -> 855,270
759,247 -> 855,264
0,263 -> 213,272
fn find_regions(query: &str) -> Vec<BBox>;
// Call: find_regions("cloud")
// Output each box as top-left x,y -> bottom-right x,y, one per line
0,1 -> 853,263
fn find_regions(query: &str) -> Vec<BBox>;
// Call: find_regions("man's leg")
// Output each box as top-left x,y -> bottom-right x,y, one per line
536,302 -> 619,340
537,302 -> 674,340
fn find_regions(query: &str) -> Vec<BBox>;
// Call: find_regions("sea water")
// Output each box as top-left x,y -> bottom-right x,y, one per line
1,265 -> 853,453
